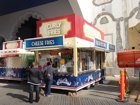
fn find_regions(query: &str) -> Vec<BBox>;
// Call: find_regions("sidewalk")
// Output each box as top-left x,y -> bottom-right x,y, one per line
0,76 -> 139,105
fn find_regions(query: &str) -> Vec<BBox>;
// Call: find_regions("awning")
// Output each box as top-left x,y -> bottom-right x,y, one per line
77,38 -> 115,52
0,49 -> 21,58
0,54 -> 20,57
94,38 -> 115,52
0,48 -> 33,58
0,49 -> 21,53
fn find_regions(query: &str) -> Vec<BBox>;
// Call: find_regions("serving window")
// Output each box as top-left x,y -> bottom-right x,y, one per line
38,49 -> 73,74
38,48 -> 105,75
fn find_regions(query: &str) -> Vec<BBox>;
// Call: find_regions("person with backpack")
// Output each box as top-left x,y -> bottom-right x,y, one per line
43,62 -> 55,97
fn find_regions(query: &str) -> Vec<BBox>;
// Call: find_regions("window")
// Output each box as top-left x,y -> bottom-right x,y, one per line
0,58 -> 7,67
95,51 -> 105,70
78,50 -> 93,72
95,51 -> 101,70
38,49 -> 73,74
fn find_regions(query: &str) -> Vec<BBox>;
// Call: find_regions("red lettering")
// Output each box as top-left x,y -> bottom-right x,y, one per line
61,51 -> 72,54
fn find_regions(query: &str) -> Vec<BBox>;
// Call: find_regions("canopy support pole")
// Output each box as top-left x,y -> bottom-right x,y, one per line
35,51 -> 39,67
73,45 -> 77,76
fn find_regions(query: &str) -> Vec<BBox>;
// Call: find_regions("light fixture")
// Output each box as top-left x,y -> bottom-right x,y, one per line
30,48 -> 59,51
18,37 -> 20,40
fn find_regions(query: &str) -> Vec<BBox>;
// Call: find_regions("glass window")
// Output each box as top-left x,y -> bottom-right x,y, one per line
95,51 -> 101,70
95,51 -> 105,70
38,49 -> 73,74
0,58 -> 7,67
78,49 -> 93,72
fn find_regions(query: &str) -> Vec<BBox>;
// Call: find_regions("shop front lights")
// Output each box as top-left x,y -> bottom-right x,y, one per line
30,48 -> 59,51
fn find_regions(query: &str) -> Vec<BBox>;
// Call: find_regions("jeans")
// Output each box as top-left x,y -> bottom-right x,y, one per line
44,79 -> 53,95
29,84 -> 40,103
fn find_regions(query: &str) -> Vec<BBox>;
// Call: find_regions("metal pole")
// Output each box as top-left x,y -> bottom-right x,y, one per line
120,69 -> 124,101
124,68 -> 127,92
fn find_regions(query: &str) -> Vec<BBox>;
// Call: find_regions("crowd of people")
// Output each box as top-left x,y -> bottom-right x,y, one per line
26,62 -> 55,104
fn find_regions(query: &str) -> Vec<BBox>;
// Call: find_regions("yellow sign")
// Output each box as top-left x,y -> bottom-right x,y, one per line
50,51 -> 58,55
6,42 -> 18,49
60,59 -> 65,64
39,19 -> 71,37
83,23 -> 101,39
40,53 -> 48,55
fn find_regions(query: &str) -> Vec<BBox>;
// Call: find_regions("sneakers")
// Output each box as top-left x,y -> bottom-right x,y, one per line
47,95 -> 53,97
43,94 -> 46,96
26,101 -> 33,104
36,100 -> 40,103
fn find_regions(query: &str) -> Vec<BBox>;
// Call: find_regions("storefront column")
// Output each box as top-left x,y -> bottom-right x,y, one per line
102,52 -> 106,69
93,50 -> 96,70
73,46 -> 78,76
35,51 -> 39,67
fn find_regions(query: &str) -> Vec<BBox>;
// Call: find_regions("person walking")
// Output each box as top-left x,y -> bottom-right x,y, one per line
43,62 -> 55,97
26,62 -> 43,104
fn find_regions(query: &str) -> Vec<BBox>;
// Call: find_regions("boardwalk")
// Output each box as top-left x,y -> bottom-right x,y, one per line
0,76 -> 139,105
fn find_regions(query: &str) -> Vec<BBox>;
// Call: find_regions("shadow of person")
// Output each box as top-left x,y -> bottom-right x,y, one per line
6,93 -> 28,102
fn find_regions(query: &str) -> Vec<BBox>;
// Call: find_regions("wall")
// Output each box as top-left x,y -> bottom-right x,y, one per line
0,0 -> 74,41
77,0 -> 140,75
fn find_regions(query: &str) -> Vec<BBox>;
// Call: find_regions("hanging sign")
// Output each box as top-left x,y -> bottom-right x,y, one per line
3,40 -> 23,50
50,51 -> 59,55
61,51 -> 72,54
61,54 -> 72,59
61,51 -> 72,59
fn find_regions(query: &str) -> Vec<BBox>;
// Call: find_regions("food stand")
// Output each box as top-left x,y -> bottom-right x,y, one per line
0,40 -> 34,81
24,14 -> 115,91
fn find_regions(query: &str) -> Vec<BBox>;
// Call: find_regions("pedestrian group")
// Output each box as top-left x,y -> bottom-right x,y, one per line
26,62 -> 55,104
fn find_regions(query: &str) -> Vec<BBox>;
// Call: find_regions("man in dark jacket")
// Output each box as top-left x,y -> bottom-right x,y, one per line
26,62 -> 43,103
44,62 -> 55,97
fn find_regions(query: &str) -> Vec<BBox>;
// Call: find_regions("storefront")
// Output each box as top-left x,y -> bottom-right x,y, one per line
25,14 -> 115,91
0,40 -> 34,80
